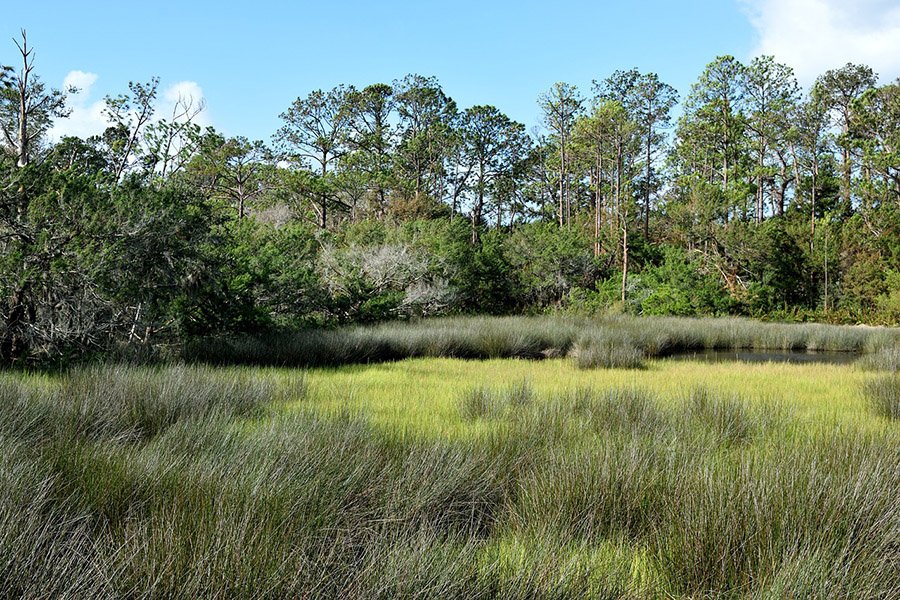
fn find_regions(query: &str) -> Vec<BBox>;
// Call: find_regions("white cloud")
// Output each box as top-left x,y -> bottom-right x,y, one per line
62,70 -> 98,93
159,80 -> 212,129
49,73 -> 212,142
742,0 -> 900,86
50,70 -> 107,141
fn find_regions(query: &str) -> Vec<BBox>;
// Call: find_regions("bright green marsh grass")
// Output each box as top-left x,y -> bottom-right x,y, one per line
1,342 -> 898,598
301,357 -> 876,435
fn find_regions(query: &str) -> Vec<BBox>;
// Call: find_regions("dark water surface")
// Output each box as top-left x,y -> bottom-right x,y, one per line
666,349 -> 860,365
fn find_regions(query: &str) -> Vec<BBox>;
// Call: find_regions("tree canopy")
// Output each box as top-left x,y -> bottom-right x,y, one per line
2,33 -> 899,364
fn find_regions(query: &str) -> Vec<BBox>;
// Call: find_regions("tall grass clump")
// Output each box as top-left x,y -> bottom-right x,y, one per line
186,316 -> 582,367
622,315 -> 883,353
863,375 -> 900,420
0,377 -> 55,443
459,380 -> 535,421
384,438 -> 523,538
651,431 -> 900,598
565,387 -> 667,435
683,386 -> 757,445
570,332 -> 644,369
0,365 -> 303,447
510,438 -> 680,543
50,364 -> 302,442
861,344 -> 900,372
0,435 -> 112,599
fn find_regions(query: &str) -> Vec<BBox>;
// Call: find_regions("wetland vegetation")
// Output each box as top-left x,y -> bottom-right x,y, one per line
1,317 -> 898,598
187,314 -> 896,369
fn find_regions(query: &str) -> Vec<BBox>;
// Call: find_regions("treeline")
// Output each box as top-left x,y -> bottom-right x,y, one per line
1,30 -> 899,363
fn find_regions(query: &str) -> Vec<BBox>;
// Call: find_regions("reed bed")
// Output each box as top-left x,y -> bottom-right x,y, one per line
186,315 -> 900,370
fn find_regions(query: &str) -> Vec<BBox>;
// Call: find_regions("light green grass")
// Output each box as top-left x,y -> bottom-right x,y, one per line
301,357 -> 876,436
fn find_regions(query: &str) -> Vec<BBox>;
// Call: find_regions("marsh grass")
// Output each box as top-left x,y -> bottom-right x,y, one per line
0,362 -> 897,598
479,534 -> 637,599
571,333 -> 645,369
652,432 -> 899,598
185,316 -> 580,367
460,380 -> 535,420
186,315 -> 895,371
684,386 -> 757,445
467,384 -> 785,447
863,375 -> 900,420
1,365 -> 305,444
861,344 -> 900,372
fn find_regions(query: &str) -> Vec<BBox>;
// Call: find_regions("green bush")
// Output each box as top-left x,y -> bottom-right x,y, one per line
638,246 -> 736,316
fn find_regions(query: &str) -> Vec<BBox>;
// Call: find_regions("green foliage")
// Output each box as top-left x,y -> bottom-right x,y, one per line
565,247 -> 734,318
506,222 -> 600,307
836,213 -> 900,322
875,270 -> 900,323
739,219 -> 815,314
393,218 -> 473,295
638,246 -> 736,316
461,230 -> 517,314
223,218 -> 324,329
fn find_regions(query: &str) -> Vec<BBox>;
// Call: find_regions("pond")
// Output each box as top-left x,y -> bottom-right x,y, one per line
666,349 -> 861,365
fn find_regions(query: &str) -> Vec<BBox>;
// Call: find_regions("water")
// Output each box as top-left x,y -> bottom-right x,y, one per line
666,348 -> 860,365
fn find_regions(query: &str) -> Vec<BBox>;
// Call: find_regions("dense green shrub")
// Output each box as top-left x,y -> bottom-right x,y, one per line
637,246 -> 737,316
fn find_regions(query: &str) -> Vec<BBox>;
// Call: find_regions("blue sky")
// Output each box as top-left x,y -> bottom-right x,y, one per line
3,1 -> 899,142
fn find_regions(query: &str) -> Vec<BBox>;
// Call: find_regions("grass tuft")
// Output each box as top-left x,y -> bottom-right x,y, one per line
863,375 -> 900,420
571,333 -> 645,369
861,344 -> 900,372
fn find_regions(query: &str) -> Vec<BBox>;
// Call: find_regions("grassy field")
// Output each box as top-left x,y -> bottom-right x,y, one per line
2,319 -> 899,598
302,357 -> 880,435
